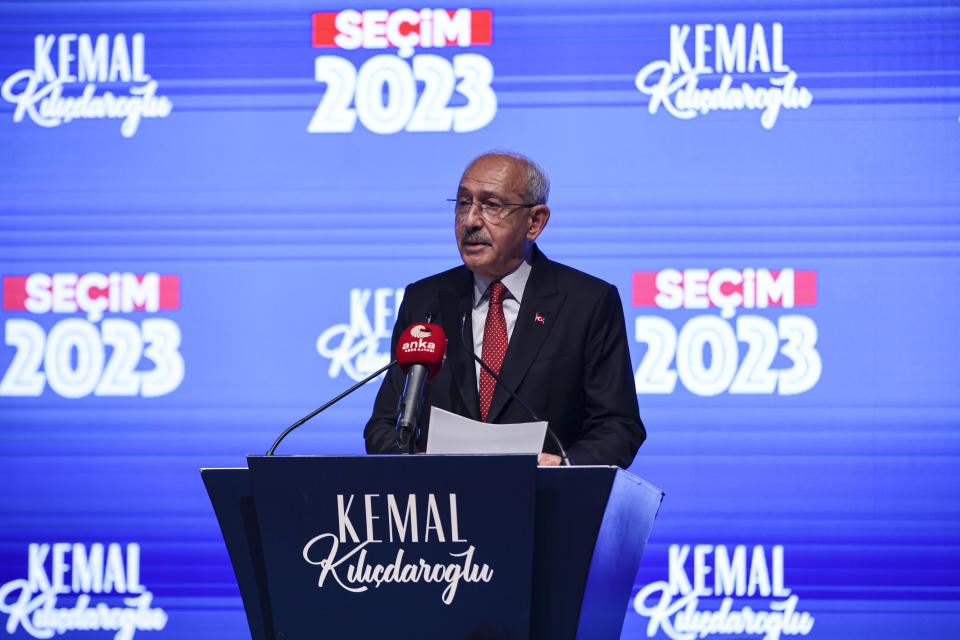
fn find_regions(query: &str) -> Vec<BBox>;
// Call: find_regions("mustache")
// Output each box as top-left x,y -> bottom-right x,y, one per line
460,229 -> 492,245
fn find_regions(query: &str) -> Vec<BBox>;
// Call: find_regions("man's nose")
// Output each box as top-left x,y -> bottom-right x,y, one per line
462,202 -> 486,228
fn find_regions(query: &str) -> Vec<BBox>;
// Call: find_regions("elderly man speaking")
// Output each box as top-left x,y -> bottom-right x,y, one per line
364,151 -> 645,467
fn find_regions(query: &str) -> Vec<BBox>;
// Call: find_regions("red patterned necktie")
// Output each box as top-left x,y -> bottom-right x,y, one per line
479,281 -> 508,422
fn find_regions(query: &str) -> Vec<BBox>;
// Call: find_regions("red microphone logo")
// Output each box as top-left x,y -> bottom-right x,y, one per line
397,323 -> 446,379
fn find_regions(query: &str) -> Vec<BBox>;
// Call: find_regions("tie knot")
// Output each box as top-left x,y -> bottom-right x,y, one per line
488,281 -> 507,306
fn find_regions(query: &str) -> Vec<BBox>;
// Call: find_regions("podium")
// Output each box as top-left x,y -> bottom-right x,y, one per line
202,455 -> 662,640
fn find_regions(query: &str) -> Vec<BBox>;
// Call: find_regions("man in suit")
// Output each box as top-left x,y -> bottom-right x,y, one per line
364,152 -> 645,467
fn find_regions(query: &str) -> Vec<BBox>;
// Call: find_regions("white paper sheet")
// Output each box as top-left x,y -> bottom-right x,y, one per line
425,406 -> 548,455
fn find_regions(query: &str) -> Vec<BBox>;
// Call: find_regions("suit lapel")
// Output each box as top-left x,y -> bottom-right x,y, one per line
486,249 -> 565,423
438,269 -> 480,420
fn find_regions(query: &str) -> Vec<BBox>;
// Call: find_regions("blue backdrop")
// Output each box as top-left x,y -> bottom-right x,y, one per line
2,1 -> 958,639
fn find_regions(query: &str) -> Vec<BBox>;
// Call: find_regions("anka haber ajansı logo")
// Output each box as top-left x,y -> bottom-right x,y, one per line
401,324 -> 438,354
631,268 -> 821,397
1,33 -> 172,137
307,8 -> 495,134
0,543 -> 168,640
0,272 -> 184,399
634,23 -> 813,129
632,544 -> 815,640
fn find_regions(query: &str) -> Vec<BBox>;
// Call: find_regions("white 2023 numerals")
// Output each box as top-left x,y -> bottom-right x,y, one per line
308,54 -> 496,134
0,318 -> 184,398
634,315 -> 821,396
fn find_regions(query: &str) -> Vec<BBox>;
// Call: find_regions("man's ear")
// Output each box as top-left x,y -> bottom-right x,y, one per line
526,204 -> 550,241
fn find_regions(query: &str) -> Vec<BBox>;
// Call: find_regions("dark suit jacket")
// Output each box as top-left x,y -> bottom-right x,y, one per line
363,247 -> 645,467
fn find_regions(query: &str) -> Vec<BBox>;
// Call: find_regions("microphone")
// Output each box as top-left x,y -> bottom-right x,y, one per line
395,322 -> 447,452
459,312 -> 572,466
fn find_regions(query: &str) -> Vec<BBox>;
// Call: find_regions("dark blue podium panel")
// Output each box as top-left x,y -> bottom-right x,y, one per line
201,468 -> 274,640
247,454 -> 537,639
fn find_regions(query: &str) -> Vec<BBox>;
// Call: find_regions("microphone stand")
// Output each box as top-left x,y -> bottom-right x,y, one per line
459,312 -> 572,466
266,360 -> 396,455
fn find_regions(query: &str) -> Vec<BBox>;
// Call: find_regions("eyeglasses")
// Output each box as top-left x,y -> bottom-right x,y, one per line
447,198 -> 537,224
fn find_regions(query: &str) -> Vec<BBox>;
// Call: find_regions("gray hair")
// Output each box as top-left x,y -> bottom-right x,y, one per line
470,150 -> 551,205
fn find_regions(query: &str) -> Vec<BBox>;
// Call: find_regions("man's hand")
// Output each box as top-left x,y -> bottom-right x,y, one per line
538,453 -> 562,466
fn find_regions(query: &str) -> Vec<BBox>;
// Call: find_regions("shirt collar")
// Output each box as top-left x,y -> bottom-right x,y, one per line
472,253 -> 533,307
